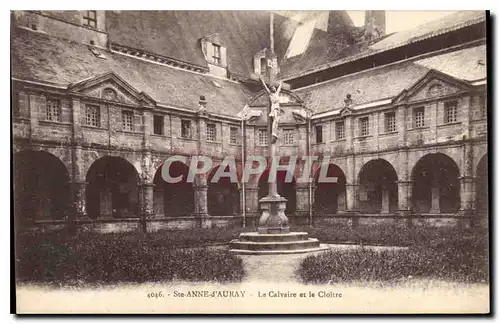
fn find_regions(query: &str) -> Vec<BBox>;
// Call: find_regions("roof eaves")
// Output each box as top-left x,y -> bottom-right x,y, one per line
311,97 -> 393,120
111,43 -> 209,73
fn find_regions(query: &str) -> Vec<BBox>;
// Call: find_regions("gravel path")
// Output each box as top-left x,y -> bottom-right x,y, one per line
238,244 -> 408,284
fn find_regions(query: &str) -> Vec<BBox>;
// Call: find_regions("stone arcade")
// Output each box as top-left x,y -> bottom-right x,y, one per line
12,11 -> 488,234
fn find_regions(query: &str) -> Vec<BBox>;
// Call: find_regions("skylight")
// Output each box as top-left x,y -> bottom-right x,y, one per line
285,18 -> 317,59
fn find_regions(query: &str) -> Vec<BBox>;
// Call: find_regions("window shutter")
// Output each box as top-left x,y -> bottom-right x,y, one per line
220,46 -> 227,66
206,42 -> 214,62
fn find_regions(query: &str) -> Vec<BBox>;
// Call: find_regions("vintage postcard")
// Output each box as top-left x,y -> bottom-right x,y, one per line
12,10 -> 489,314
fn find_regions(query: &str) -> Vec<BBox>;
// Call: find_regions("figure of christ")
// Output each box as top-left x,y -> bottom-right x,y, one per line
260,76 -> 283,143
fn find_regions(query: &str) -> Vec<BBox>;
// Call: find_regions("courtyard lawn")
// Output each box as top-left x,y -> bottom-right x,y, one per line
15,228 -> 246,286
297,226 -> 489,284
15,224 -> 489,286
292,222 -> 487,247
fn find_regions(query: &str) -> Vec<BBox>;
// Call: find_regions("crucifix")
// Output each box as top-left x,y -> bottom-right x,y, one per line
257,12 -> 290,234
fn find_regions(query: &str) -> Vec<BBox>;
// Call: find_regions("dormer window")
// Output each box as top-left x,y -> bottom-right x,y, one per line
83,10 -> 97,29
201,35 -> 227,77
260,57 -> 267,75
212,44 -> 221,65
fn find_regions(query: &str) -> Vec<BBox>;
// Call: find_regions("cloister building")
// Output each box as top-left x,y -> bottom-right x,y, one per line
11,10 -> 488,232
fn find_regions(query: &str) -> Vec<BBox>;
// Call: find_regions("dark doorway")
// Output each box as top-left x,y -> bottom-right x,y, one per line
314,164 -> 346,215
358,159 -> 398,213
153,161 -> 194,216
207,166 -> 240,216
86,156 -> 139,219
411,153 -> 460,213
14,150 -> 70,225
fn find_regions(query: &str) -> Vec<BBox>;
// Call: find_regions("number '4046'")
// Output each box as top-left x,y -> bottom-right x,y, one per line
147,291 -> 164,298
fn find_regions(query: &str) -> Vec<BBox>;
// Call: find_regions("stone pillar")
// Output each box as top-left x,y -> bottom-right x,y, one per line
194,183 -> 210,228
142,183 -> 154,219
70,181 -> 86,219
345,183 -> 359,212
459,142 -> 474,227
429,182 -> 440,213
397,180 -> 412,227
244,186 -> 259,219
381,184 -> 390,214
397,181 -> 412,213
345,183 -> 359,228
71,97 -> 83,143
459,176 -> 475,216
337,190 -> 346,213
295,183 -> 310,224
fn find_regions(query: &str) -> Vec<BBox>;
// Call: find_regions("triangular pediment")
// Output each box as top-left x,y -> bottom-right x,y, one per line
339,106 -> 353,117
395,69 -> 472,103
68,72 -> 155,107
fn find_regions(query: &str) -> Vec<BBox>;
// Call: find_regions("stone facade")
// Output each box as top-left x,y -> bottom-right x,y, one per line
12,10 -> 488,232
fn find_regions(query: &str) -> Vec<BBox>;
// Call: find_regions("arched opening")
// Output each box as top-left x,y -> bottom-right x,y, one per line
258,169 -> 296,215
411,153 -> 460,213
358,159 -> 398,214
85,156 -> 140,219
14,150 -> 70,224
475,154 -> 488,222
314,164 -> 347,215
153,161 -> 194,216
207,165 -> 240,216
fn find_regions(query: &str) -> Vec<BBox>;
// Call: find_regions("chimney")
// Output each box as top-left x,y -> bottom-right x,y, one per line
364,11 -> 386,41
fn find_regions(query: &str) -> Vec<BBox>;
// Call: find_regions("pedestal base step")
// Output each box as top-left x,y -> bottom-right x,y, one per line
229,231 -> 328,255
230,244 -> 330,255
237,232 -> 310,242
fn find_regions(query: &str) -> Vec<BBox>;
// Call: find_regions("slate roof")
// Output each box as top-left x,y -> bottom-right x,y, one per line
415,44 -> 487,81
295,44 -> 486,113
11,27 -> 255,116
370,11 -> 486,51
280,10 -> 486,80
106,10 -> 272,79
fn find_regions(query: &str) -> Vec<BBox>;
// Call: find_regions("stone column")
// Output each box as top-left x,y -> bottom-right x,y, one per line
244,187 -> 259,213
345,183 -> 359,212
194,183 -> 210,228
459,176 -> 475,216
397,180 -> 412,212
459,142 -> 474,227
429,181 -> 440,213
70,181 -> 87,219
397,180 -> 412,227
295,183 -> 310,225
381,184 -> 390,214
142,183 -> 154,219
337,190 -> 346,213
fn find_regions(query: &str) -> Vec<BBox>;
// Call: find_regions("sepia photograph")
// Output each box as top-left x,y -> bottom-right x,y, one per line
11,9 -> 490,314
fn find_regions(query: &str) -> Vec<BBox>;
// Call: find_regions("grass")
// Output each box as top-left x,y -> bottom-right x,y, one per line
297,226 -> 489,284
15,228 -> 246,286
291,223 -> 481,247
15,224 -> 489,286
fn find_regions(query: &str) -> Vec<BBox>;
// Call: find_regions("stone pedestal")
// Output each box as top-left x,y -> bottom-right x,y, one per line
230,194 -> 327,255
258,195 -> 289,234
